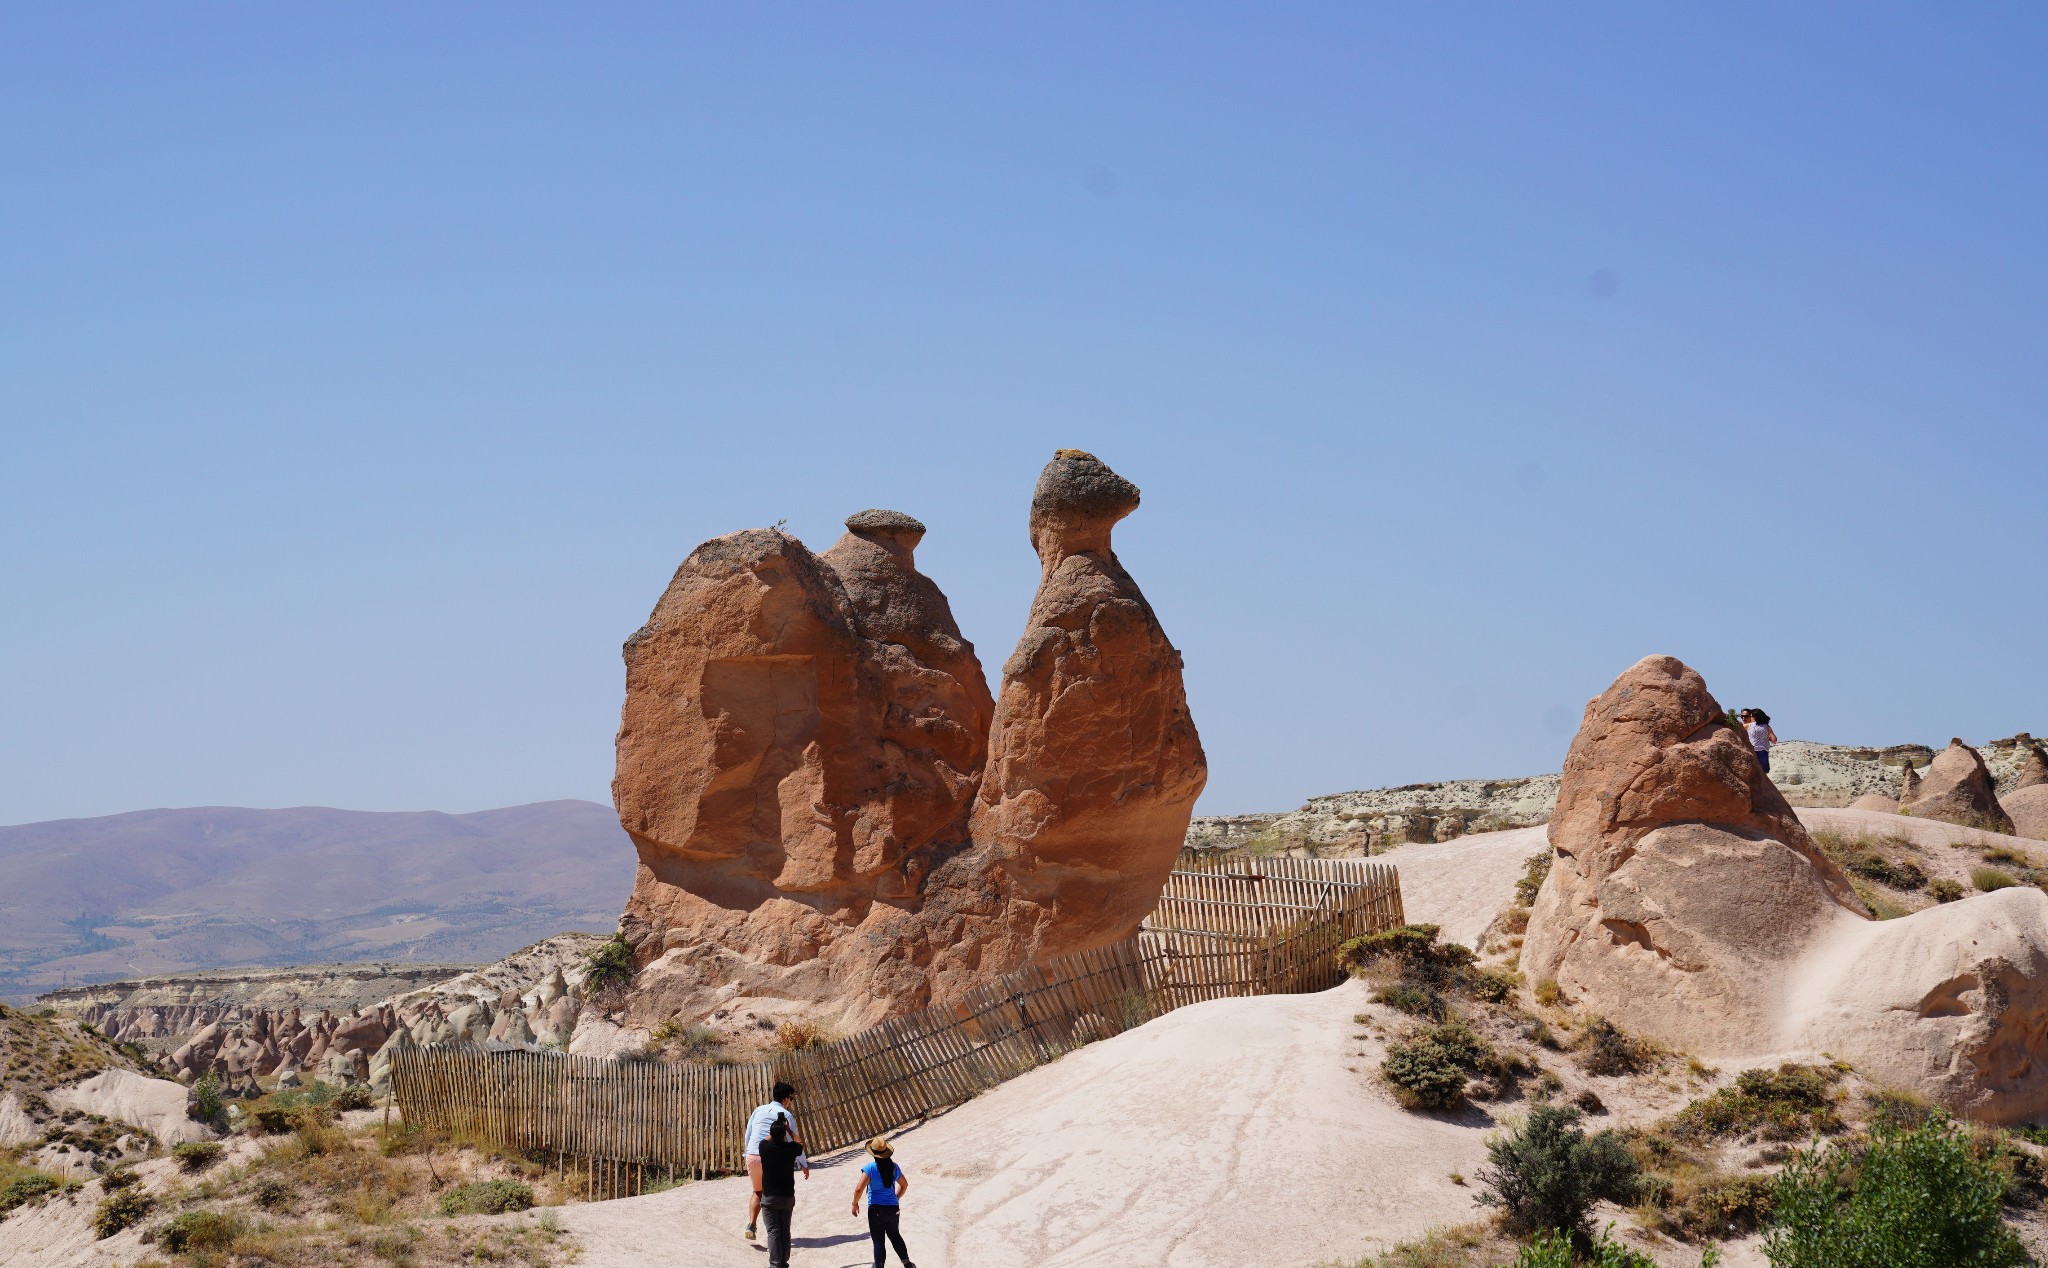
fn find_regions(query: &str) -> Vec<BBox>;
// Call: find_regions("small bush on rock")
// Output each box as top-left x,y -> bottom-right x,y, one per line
187,1072 -> 226,1129
1383,1035 -> 1469,1110
0,1172 -> 59,1216
1373,980 -> 1447,1020
1672,1065 -> 1842,1142
1515,853 -> 1554,907
93,1187 -> 153,1239
1973,866 -> 2017,893
172,1140 -> 223,1171
155,1208 -> 245,1253
1764,1112 -> 2027,1267
583,932 -> 637,992
1339,924 -> 1477,988
1478,1104 -> 1640,1235
1580,1018 -> 1656,1077
437,1179 -> 535,1216
1515,1226 -> 1676,1268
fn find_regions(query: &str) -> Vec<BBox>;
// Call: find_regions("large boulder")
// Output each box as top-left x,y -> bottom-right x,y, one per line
1902,739 -> 2015,833
1792,886 -> 2048,1124
1524,655 -> 1867,1054
612,452 -> 1205,1030
2014,744 -> 2048,792
1528,654 -> 2048,1122
2004,785 -> 2048,843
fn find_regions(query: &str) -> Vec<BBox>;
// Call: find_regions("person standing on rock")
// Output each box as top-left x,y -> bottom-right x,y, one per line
744,1081 -> 805,1241
1742,709 -> 1779,774
851,1136 -> 914,1268
757,1114 -> 809,1268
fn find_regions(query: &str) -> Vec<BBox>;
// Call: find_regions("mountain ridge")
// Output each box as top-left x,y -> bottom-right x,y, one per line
0,799 -> 633,1001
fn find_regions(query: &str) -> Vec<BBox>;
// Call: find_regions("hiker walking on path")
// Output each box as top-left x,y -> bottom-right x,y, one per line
757,1115 -> 809,1268
744,1081 -> 806,1241
1742,709 -> 1779,774
851,1136 -> 915,1268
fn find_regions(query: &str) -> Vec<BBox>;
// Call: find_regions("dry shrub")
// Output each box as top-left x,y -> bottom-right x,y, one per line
774,1020 -> 831,1052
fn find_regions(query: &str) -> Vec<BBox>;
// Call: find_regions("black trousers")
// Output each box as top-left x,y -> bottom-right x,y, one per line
760,1194 -> 795,1268
867,1204 -> 911,1267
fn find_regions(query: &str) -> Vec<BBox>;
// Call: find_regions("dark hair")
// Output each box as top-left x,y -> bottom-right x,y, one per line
874,1156 -> 897,1185
773,1081 -> 795,1102
769,1113 -> 788,1142
1750,709 -> 1771,726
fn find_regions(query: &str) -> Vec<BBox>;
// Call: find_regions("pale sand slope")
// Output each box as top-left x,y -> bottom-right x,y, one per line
539,831 -> 1569,1268
1373,825 -> 1549,949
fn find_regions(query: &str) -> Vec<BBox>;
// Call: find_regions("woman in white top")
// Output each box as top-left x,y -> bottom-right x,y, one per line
1741,709 -> 1779,774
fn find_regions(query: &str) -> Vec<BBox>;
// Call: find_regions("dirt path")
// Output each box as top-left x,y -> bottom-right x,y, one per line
548,978 -> 1495,1268
541,830 -> 1562,1268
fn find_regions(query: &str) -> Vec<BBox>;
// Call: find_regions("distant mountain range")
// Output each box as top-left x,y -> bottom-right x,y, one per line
0,800 -> 634,1002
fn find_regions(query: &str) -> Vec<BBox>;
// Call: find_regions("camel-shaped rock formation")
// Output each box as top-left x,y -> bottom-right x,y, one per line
612,451 -> 1207,1029
1527,655 -> 2048,1122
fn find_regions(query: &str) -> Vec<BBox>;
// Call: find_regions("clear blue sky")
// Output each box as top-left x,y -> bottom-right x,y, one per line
4,5 -> 2044,826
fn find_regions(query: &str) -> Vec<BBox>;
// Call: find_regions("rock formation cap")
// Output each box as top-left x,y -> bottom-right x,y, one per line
1029,449 -> 1140,561
844,508 -> 927,537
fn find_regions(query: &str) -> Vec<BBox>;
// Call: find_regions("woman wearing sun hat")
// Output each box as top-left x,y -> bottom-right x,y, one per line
850,1135 -> 914,1268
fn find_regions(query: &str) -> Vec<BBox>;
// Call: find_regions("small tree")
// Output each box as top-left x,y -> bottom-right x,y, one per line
1478,1104 -> 1639,1236
1764,1112 -> 2027,1268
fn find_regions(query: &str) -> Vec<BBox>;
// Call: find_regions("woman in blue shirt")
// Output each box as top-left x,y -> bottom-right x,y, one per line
849,1136 -> 914,1268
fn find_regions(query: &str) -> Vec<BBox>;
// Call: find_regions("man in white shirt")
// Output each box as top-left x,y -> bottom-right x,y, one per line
743,1081 -> 805,1241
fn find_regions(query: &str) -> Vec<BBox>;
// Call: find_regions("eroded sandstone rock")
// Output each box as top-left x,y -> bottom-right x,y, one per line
2004,785 -> 2048,843
611,452 -> 1205,1029
1523,655 -> 1867,1053
1792,887 -> 2048,1124
2015,744 -> 2048,792
1903,739 -> 2015,833
1528,654 -> 2048,1122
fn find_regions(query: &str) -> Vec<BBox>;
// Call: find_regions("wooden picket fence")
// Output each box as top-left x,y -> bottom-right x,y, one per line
392,856 -> 1404,1199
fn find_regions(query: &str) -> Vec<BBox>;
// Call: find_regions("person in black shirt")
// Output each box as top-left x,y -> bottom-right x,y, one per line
757,1113 -> 809,1268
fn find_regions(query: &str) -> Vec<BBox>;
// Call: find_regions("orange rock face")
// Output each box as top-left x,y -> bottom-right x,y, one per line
1903,739 -> 2017,833
1523,655 -> 1866,1053
612,453 -> 1206,1029
972,451 -> 1208,958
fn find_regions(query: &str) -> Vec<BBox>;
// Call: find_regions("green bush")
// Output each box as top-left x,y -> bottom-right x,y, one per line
1477,1104 -> 1639,1235
334,1083 -> 374,1112
1339,924 -> 1476,987
171,1140 -> 223,1171
1973,867 -> 2017,893
1842,852 -> 1926,891
155,1208 -> 245,1253
0,1173 -> 59,1216
1515,1226 -> 1679,1268
1373,980 -> 1447,1020
1467,967 -> 1519,1003
437,1179 -> 535,1216
1383,1019 -> 1503,1110
1383,1036 -> 1468,1110
583,932 -> 637,992
1515,852 -> 1554,907
92,1187 -> 153,1239
1671,1065 -> 1842,1142
186,1071 -> 226,1129
1580,1018 -> 1654,1077
1930,879 -> 1965,903
1764,1112 -> 2027,1267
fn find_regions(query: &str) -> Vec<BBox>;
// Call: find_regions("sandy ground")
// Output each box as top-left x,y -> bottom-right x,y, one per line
546,978 -> 1497,1268
536,827 -> 1562,1268
1370,826 -> 1549,950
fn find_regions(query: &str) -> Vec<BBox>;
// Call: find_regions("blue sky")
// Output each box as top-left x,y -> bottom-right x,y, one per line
3,5 -> 2044,826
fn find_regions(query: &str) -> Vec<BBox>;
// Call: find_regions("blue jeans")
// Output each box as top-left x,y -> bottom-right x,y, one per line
1755,749 -> 1771,773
